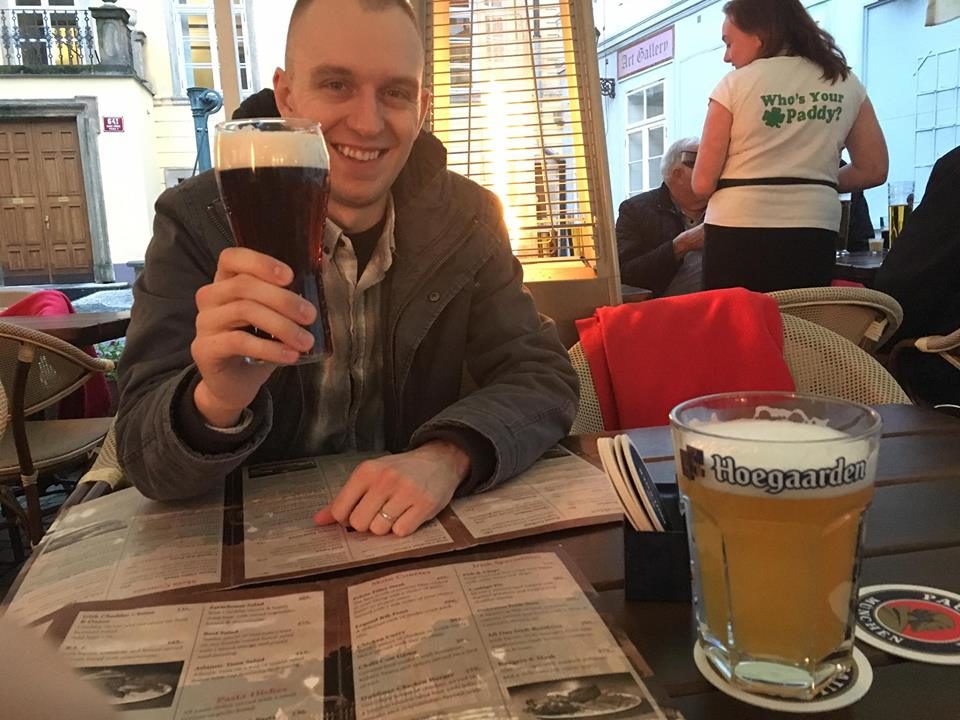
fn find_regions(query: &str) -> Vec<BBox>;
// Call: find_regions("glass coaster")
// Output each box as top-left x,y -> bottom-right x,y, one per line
856,584 -> 960,665
692,644 -> 873,713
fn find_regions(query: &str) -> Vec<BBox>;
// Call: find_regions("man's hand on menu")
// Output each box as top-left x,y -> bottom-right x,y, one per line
313,440 -> 471,537
192,247 -> 317,428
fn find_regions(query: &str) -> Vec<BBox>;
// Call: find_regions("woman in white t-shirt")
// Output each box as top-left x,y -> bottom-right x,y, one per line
692,0 -> 888,292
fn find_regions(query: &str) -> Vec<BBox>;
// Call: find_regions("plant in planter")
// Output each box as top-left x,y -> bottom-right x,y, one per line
95,338 -> 125,413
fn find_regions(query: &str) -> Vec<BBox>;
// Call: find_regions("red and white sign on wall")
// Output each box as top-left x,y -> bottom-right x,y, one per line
103,116 -> 124,133
617,27 -> 675,80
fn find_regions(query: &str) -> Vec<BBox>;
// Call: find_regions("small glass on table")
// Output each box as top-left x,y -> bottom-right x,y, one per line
214,117 -> 332,363
670,392 -> 881,701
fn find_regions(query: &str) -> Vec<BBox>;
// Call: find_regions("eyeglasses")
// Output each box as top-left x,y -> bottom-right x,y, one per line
680,150 -> 698,169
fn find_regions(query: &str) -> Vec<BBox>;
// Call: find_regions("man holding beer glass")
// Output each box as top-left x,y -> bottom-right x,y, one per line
115,0 -> 577,537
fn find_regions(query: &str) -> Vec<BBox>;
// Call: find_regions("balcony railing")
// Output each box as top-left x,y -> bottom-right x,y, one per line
0,8 -> 98,67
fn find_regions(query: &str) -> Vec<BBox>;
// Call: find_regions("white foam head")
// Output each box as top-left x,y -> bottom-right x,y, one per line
676,418 -> 878,498
216,122 -> 329,171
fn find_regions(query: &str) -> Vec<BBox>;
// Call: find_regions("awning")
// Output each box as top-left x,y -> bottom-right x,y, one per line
926,0 -> 960,25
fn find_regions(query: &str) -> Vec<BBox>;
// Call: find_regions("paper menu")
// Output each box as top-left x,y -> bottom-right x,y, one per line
47,551 -> 671,720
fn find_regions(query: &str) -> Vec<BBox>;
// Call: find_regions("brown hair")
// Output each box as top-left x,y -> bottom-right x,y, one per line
722,0 -> 849,82
285,0 -> 421,69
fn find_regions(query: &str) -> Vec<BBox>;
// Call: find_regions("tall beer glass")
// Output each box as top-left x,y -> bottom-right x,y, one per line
670,392 -> 881,700
887,180 -> 914,247
836,193 -> 852,255
214,118 -> 331,363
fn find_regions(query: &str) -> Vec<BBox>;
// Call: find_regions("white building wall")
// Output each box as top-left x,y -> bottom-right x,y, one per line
251,0 -> 295,88
862,0 -> 960,218
597,0 -> 960,224
599,2 -> 729,210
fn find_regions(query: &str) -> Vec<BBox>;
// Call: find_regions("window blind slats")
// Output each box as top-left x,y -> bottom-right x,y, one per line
426,0 -> 599,262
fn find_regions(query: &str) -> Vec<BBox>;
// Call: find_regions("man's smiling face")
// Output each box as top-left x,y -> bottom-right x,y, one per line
275,0 -> 429,230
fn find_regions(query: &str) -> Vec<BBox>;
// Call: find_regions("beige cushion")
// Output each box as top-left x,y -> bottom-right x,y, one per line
0,417 -> 114,479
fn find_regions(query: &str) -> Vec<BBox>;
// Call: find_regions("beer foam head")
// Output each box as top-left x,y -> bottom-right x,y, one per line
216,124 -> 329,171
674,419 -> 878,498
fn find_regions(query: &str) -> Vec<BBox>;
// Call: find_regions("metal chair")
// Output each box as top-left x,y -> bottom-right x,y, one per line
912,327 -> 960,372
769,286 -> 903,353
886,326 -> 960,411
0,321 -> 114,549
570,312 -> 909,433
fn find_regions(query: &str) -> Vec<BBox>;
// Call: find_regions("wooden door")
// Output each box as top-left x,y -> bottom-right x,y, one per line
0,120 -> 94,284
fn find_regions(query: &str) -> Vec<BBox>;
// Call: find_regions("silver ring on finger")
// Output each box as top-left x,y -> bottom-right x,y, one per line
378,509 -> 397,523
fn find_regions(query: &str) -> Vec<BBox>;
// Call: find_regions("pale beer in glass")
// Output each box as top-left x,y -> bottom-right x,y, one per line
887,181 -> 914,247
214,118 -> 332,362
670,392 -> 881,700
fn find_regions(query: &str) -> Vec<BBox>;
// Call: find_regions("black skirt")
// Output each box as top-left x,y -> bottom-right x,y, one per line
703,225 -> 837,293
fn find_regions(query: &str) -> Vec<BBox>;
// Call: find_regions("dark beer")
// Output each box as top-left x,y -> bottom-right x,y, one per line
217,166 -> 329,274
836,195 -> 851,254
215,121 -> 331,362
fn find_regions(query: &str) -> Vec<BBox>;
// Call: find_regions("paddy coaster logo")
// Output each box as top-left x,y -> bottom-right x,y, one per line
760,91 -> 844,128
856,585 -> 960,664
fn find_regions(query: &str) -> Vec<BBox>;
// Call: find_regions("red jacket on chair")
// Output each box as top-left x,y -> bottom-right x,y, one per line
576,288 -> 795,429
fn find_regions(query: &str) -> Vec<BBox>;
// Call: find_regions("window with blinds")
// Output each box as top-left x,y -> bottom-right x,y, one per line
425,0 -> 606,266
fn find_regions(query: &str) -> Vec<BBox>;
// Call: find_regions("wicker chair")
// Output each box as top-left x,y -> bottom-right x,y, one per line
58,420 -> 130,513
570,313 -> 910,433
0,321 -> 114,549
780,314 -> 910,405
769,286 -> 903,353
569,341 -> 604,434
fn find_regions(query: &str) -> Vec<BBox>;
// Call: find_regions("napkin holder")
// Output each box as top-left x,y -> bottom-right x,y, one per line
623,490 -> 692,602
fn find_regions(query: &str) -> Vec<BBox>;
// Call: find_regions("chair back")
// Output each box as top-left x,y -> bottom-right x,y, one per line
0,378 -> 6,438
569,341 -> 604,433
769,287 -> 903,352
0,322 -> 113,418
781,314 -> 910,404
78,420 -> 126,489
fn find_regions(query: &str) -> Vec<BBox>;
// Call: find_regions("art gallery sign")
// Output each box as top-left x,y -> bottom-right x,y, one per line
617,27 -> 675,80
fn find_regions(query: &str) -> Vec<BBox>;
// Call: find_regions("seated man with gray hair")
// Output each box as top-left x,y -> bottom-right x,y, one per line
615,137 -> 707,297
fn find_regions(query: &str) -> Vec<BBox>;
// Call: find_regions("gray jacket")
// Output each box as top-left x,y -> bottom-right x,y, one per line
116,132 -> 578,500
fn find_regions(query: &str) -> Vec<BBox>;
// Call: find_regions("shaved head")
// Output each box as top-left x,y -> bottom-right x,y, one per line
272,0 -> 430,231
285,0 -> 421,72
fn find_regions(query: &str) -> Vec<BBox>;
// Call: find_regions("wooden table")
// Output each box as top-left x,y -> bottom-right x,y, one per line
0,310 -> 131,346
834,250 -> 887,287
41,403 -> 960,718
558,404 -> 960,719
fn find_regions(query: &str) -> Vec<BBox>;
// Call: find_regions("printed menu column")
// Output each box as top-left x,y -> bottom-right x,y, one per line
458,554 -> 664,719
348,566 -> 508,720
58,593 -> 327,720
